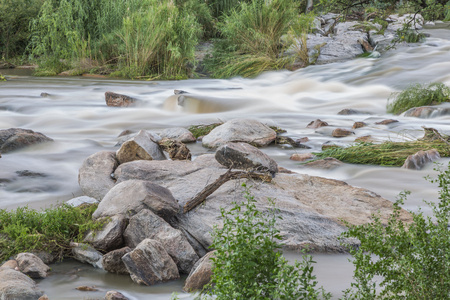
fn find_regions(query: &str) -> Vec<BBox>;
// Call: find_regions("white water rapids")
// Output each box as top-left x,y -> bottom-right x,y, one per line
1,27 -> 449,299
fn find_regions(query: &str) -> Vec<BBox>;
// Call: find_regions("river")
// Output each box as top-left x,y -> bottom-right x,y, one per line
1,26 -> 449,299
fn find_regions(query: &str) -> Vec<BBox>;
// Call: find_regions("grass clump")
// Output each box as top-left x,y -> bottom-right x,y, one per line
342,163 -> 450,299
202,184 -> 331,299
387,82 -> 450,115
0,74 -> 6,81
188,123 -> 223,138
315,128 -> 450,166
0,203 -> 103,261
205,0 -> 306,78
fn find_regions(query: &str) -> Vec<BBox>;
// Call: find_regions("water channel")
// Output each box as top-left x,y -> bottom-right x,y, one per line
1,26 -> 449,299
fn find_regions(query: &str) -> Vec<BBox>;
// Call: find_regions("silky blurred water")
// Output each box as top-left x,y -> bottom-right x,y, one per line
1,27 -> 449,299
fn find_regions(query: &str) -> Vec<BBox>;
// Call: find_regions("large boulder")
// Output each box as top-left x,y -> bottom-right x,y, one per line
92,180 -> 179,221
113,155 -> 411,253
116,130 -> 166,164
183,251 -> 215,292
0,128 -> 53,153
123,209 -> 199,274
0,267 -> 44,299
84,215 -> 127,251
215,142 -> 278,175
78,151 -> 118,201
122,239 -> 179,285
202,119 -> 277,148
102,247 -> 132,275
15,253 -> 50,279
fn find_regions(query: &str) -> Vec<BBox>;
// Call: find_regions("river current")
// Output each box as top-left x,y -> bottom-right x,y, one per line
1,26 -> 449,299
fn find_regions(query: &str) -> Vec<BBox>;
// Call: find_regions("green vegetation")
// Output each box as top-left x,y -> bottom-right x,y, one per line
342,163 -> 450,299
315,128 -> 450,166
30,0 -> 202,79
205,0 -> 311,78
387,82 -> 450,115
0,74 -> 6,81
0,0 -> 44,60
188,123 -> 223,138
316,139 -> 450,167
203,184 -> 330,299
0,204 -> 103,261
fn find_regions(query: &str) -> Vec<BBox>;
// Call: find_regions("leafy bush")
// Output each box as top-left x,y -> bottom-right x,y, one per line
387,82 -> 450,115
203,184 -> 330,299
0,0 -> 44,59
0,204 -> 103,261
342,163 -> 450,299
206,0 -> 301,78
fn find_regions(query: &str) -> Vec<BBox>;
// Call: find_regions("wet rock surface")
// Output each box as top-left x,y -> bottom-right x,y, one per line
0,128 -> 53,153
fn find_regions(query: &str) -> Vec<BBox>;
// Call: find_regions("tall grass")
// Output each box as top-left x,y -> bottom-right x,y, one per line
206,0 -> 303,78
30,0 -> 201,79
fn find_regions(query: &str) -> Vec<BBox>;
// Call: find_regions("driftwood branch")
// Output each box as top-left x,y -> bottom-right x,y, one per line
183,169 -> 272,213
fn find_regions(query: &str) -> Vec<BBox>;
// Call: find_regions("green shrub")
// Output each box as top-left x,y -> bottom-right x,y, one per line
203,184 -> 330,299
0,0 -> 44,59
387,82 -> 450,115
0,204 -> 103,261
342,163 -> 450,299
206,0 -> 301,78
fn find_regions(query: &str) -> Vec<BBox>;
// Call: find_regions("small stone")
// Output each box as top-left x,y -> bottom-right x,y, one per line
306,119 -> 329,129
105,291 -> 129,300
303,157 -> 344,170
296,137 -> 309,143
102,247 -> 132,275
355,135 -> 375,143
158,138 -> 192,160
174,90 -> 188,95
332,128 -> 354,137
290,153 -> 315,162
1,260 -> 18,270
352,122 -> 366,129
76,286 -> 98,291
375,119 -> 398,125
105,92 -> 137,107
338,109 -> 371,115
38,295 -> 49,300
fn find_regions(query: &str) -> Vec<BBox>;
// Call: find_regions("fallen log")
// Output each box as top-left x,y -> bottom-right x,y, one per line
183,169 -> 272,213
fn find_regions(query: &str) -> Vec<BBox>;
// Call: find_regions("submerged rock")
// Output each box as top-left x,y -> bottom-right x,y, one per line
159,127 -> 196,143
302,157 -> 344,170
307,119 -> 329,129
402,149 -> 440,170
332,128 -> 354,137
0,128 -> 53,153
105,92 -> 138,107
403,106 -> 450,118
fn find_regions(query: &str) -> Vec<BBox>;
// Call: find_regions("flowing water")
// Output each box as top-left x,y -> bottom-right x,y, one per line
1,26 -> 449,299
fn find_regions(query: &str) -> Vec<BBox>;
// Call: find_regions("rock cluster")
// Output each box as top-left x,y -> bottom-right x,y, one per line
70,119 -> 412,292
